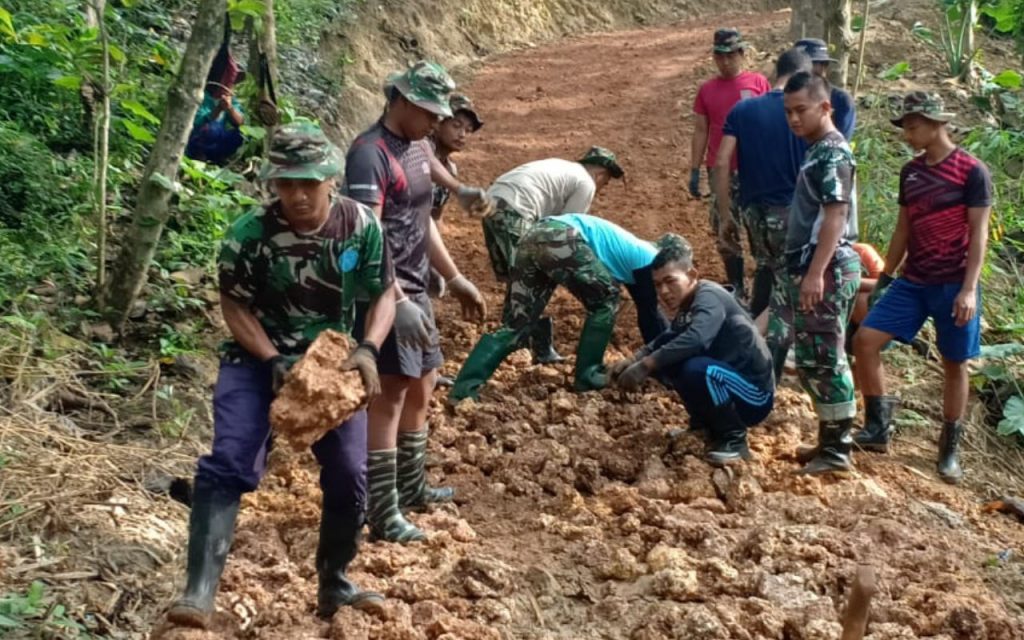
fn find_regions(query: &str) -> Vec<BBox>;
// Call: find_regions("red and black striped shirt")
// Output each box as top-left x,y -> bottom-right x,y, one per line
898,148 -> 992,285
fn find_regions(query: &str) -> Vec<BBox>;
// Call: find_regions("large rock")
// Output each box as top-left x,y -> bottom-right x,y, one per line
270,330 -> 366,451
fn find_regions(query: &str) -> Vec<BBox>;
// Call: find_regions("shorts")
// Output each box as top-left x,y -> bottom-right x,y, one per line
862,277 -> 981,362
354,292 -> 443,378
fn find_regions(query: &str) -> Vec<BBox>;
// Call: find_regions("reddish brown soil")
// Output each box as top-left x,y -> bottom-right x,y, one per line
151,13 -> 1024,640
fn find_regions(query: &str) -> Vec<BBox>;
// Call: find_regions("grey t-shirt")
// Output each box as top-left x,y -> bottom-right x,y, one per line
786,129 -> 858,272
639,281 -> 773,392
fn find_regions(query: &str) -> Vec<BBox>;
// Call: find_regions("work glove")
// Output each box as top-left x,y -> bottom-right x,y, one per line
447,274 -> 487,323
267,355 -> 292,395
617,359 -> 650,392
868,273 -> 895,309
456,185 -> 495,217
688,168 -> 702,198
394,298 -> 435,350
340,341 -> 381,398
607,358 -> 635,380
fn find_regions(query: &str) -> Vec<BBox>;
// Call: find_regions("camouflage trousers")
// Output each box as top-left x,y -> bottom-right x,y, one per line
503,220 -> 620,331
767,256 -> 861,421
740,203 -> 789,273
708,168 -> 743,261
482,202 -> 532,282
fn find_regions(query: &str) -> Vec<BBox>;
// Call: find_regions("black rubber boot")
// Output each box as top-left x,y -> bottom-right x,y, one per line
796,419 -> 855,475
166,481 -> 241,629
936,420 -> 964,485
749,266 -> 773,318
724,255 -> 747,302
316,509 -> 385,619
530,317 -> 565,364
704,403 -> 751,467
854,395 -> 900,453
769,342 -> 790,388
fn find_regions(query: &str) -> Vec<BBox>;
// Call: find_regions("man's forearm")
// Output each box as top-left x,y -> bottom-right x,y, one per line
713,164 -> 731,218
962,208 -> 990,291
220,294 -> 278,361
362,284 -> 397,348
430,154 -> 461,192
427,217 -> 460,280
806,207 -> 848,277
882,211 -> 909,275
690,129 -> 708,170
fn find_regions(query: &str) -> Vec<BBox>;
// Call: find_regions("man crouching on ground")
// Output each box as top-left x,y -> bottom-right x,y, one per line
609,235 -> 775,466
166,122 -> 395,628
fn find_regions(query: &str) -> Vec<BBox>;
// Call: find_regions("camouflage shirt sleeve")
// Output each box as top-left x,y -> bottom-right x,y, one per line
217,210 -> 266,305
814,141 -> 855,206
353,203 -> 394,299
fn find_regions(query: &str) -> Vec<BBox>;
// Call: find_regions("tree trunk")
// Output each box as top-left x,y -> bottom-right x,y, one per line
825,0 -> 853,87
104,0 -> 226,330
92,0 -> 111,302
789,0 -> 824,42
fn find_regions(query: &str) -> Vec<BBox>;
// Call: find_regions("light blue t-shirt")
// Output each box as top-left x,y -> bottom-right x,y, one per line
550,214 -> 656,285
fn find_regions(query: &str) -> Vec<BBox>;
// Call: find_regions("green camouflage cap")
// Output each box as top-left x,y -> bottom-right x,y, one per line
382,71 -> 401,97
259,122 -> 343,182
578,146 -> 624,179
713,28 -> 747,54
655,233 -> 693,257
891,91 -> 956,127
391,60 -> 456,117
448,93 -> 483,131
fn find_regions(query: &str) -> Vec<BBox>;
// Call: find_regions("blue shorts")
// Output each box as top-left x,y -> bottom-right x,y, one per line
862,278 -> 981,362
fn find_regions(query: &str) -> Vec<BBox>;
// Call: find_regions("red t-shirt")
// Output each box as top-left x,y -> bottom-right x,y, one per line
898,148 -> 993,285
693,71 -> 771,170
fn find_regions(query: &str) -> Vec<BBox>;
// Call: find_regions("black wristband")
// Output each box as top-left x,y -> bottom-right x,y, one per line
358,341 -> 380,360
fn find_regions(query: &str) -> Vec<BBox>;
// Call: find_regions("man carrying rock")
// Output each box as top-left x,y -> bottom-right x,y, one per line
345,61 -> 487,543
713,48 -> 812,375
795,38 -> 856,139
689,28 -> 771,301
167,123 -> 395,628
481,146 -> 628,363
449,214 -> 674,402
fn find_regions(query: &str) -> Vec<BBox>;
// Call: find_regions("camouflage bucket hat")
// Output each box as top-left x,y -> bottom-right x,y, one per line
795,38 -> 837,64
259,122 -> 343,182
578,146 -> 624,179
655,233 -> 693,258
448,93 -> 484,131
392,60 -> 456,117
891,91 -> 956,127
713,28 -> 747,54
382,71 -> 401,98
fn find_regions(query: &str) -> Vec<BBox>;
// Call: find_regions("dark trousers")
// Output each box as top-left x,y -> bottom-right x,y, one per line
666,357 -> 774,427
195,360 -> 368,518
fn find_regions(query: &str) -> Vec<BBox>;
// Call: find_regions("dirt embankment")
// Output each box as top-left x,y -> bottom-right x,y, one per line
312,0 -> 783,144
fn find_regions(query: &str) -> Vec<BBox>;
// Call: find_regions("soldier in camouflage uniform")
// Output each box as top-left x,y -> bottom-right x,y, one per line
774,72 -> 861,475
167,124 -> 396,629
480,146 -> 627,364
449,214 -> 674,402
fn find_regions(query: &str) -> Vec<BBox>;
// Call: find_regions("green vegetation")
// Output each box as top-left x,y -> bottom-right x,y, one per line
0,581 -> 94,637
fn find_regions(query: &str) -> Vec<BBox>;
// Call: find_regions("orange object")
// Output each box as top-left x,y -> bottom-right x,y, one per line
853,243 -> 885,279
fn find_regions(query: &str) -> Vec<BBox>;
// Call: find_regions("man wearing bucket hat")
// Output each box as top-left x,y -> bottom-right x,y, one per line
852,92 -> 992,485
480,146 -> 628,364
794,38 -> 856,139
167,123 -> 396,628
449,215 -> 677,403
690,28 -> 771,302
344,61 -> 487,543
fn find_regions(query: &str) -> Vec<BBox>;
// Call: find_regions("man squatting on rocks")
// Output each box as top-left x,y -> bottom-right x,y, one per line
481,146 -> 632,363
167,123 -> 394,628
776,71 -> 862,475
853,92 -> 992,484
450,214 -> 672,402
608,235 -> 775,467
344,61 -> 488,543
714,47 -> 812,334
689,28 -> 770,301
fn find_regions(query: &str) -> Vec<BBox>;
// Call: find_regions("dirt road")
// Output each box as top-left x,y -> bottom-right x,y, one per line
155,12 -> 1024,640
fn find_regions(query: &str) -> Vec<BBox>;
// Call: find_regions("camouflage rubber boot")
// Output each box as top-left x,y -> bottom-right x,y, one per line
530,317 -> 565,365
936,420 -> 964,485
854,395 -> 900,453
796,419 -> 855,475
366,449 -> 425,543
448,330 -> 520,403
573,309 -> 615,392
397,429 -> 454,508
165,482 -> 241,629
316,508 -> 384,619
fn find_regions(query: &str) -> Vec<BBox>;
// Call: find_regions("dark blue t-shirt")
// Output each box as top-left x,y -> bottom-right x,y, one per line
832,87 -> 856,140
723,90 -> 807,207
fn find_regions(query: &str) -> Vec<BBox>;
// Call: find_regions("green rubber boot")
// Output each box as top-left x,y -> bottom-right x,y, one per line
397,429 -> 454,508
573,308 -> 615,392
448,329 -> 521,402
